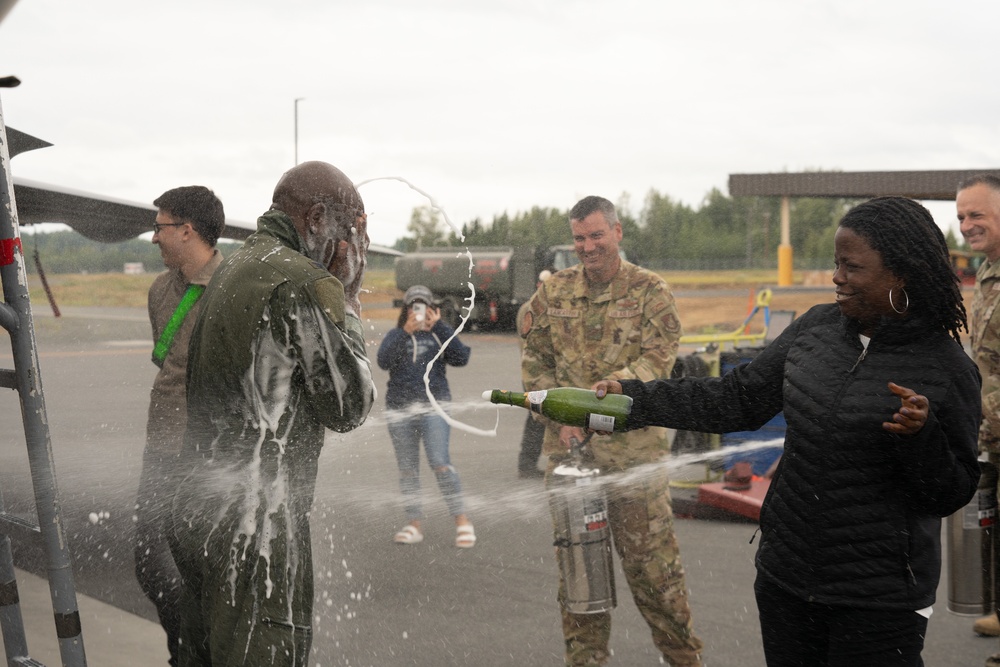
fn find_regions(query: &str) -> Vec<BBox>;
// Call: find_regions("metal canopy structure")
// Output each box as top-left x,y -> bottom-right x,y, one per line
727,168 -> 1000,285
729,169 -> 1000,201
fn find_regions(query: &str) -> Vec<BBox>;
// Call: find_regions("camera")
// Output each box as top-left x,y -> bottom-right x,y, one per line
412,302 -> 427,323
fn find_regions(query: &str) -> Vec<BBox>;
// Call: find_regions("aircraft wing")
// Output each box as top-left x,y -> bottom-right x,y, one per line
6,126 -> 401,254
6,125 -> 257,243
13,176 -> 255,243
0,0 -> 18,25
12,177 -> 402,257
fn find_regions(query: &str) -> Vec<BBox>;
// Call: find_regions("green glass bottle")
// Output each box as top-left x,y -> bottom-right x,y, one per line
482,387 -> 632,433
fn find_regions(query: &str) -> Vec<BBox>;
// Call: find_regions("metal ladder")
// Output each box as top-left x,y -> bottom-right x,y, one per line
0,95 -> 88,666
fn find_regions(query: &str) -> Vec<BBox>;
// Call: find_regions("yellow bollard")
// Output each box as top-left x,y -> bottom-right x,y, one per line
777,244 -> 794,287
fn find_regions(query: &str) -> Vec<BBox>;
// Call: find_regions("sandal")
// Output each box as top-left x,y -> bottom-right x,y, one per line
455,524 -> 476,549
393,525 -> 423,545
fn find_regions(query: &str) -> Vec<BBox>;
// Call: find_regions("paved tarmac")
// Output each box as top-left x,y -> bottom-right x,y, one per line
0,304 -> 997,666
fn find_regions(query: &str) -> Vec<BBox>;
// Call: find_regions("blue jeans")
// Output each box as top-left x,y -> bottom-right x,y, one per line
386,409 -> 465,521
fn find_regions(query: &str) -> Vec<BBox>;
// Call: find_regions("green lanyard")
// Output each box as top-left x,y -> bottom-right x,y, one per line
152,284 -> 206,367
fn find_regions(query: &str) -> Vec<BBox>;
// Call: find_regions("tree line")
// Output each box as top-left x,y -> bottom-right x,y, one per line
397,187 -> 965,271
19,232 -> 248,275
20,183 -> 966,275
22,231 -> 169,274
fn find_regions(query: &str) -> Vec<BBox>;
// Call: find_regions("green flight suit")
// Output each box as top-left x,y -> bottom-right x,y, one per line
170,210 -> 374,667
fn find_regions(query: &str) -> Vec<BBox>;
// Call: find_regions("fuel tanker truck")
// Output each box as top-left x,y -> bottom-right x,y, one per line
394,245 -> 581,329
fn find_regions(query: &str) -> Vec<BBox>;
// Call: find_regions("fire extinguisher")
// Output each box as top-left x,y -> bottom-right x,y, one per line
947,460 -> 998,615
549,433 -> 617,614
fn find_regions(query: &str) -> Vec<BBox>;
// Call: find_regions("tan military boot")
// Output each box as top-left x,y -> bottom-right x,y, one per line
974,612 -> 1000,637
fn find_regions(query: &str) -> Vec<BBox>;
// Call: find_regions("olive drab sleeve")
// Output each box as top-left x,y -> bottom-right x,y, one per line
970,260 -> 1000,453
284,275 -> 375,434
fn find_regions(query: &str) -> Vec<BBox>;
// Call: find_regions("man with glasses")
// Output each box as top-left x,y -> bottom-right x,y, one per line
170,161 -> 375,667
135,185 -> 226,666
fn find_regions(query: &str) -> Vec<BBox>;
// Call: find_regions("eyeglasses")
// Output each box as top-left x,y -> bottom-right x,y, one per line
152,222 -> 186,234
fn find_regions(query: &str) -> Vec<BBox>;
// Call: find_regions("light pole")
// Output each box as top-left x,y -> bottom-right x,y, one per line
294,97 -> 304,165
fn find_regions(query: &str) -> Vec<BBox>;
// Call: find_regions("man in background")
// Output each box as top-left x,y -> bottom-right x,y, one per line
135,185 -> 225,666
516,268 -> 551,478
521,195 -> 702,666
958,175 -> 1000,652
169,161 -> 375,667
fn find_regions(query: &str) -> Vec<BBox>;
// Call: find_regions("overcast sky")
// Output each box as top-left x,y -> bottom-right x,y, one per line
1,0 -> 996,247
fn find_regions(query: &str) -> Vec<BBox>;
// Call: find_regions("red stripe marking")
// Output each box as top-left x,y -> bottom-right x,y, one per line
0,237 -> 22,266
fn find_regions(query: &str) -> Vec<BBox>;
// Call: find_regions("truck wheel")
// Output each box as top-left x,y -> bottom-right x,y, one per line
439,299 -> 463,329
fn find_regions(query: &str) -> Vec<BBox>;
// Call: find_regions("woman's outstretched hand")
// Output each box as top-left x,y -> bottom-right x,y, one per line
883,382 -> 929,435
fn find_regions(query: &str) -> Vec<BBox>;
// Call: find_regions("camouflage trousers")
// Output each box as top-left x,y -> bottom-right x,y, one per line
548,464 -> 703,666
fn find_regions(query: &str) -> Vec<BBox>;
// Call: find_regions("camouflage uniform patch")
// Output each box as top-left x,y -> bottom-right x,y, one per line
520,309 -> 533,338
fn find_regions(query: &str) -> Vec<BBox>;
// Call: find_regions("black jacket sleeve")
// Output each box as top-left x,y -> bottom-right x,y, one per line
620,316 -> 798,433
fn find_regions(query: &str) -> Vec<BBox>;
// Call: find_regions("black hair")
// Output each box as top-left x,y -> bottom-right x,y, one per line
838,196 -> 966,342
153,185 -> 226,247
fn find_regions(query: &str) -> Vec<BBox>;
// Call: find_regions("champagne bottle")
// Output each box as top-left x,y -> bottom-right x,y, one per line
482,387 -> 632,433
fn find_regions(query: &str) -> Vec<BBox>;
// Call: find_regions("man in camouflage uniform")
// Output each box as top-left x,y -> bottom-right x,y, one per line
958,175 -> 1000,646
170,161 -> 375,666
521,195 -> 702,666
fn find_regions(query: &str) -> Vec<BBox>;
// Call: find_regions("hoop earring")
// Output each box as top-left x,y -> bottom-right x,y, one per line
888,287 -> 909,315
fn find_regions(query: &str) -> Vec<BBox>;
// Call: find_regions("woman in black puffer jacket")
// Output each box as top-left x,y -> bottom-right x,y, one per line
594,197 -> 981,667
